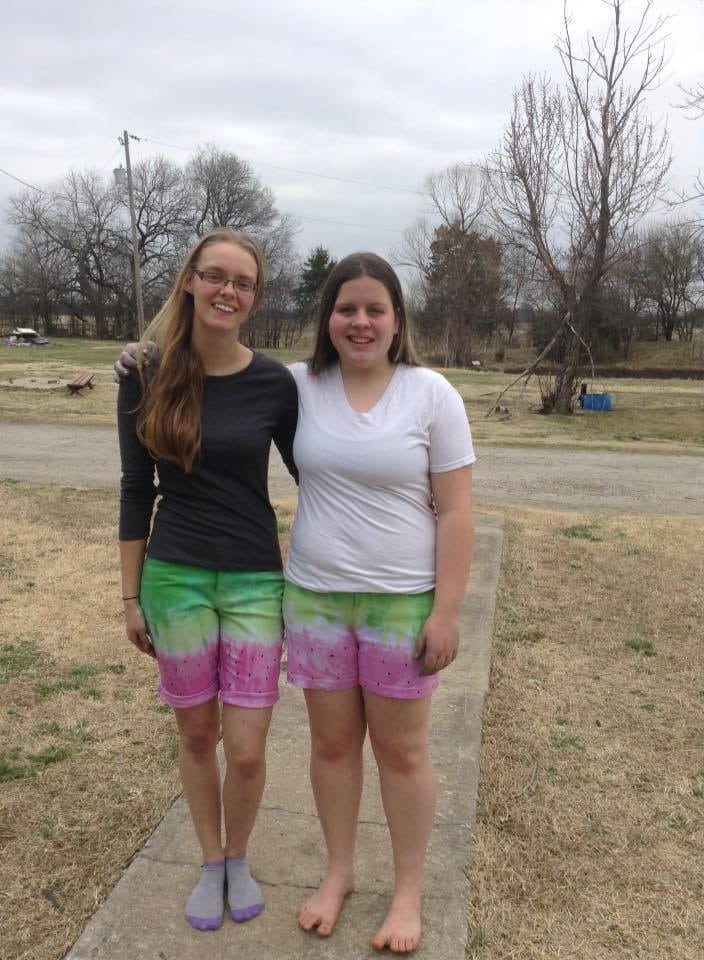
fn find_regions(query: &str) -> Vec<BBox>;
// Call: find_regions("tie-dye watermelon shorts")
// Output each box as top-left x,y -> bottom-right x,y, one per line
139,558 -> 284,710
283,582 -> 438,700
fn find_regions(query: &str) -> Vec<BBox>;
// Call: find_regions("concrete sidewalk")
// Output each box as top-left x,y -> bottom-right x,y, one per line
65,515 -> 503,960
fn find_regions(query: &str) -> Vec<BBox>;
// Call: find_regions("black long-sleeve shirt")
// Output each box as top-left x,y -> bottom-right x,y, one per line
117,352 -> 298,572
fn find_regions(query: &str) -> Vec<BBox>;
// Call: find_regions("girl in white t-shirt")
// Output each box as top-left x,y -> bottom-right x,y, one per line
283,253 -> 475,953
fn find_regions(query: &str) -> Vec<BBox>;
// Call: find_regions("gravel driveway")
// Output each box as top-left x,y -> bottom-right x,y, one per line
2,421 -> 703,515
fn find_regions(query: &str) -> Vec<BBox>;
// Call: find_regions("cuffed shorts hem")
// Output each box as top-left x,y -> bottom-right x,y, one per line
286,671 -> 359,692
157,682 -> 219,710
360,677 -> 438,700
221,688 -> 280,709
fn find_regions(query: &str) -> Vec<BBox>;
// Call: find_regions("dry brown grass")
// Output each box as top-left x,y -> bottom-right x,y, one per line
470,332 -> 704,372
0,480 -> 295,960
468,510 -> 704,959
618,337 -> 704,370
0,482 -> 182,959
0,370 -> 119,425
2,478 -> 702,959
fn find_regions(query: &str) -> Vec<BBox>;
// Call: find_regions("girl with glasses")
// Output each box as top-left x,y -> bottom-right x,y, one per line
117,228 -> 298,932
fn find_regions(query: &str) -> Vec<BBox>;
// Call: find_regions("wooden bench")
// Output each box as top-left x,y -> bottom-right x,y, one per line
67,371 -> 95,396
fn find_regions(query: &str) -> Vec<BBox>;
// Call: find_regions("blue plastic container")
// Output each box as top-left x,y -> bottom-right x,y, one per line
580,393 -> 612,412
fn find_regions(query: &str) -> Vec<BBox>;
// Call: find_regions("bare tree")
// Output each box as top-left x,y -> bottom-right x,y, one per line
641,221 -> 703,341
188,145 -> 299,280
501,244 -> 542,346
10,171 -> 127,336
188,146 -> 276,235
396,163 -> 487,277
6,148 -> 299,338
245,262 -> 303,350
678,80 -> 704,120
486,0 -> 671,412
395,164 -> 500,364
675,0 -> 704,218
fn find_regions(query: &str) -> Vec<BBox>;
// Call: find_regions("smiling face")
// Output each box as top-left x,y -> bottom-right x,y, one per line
183,241 -> 259,337
328,275 -> 399,374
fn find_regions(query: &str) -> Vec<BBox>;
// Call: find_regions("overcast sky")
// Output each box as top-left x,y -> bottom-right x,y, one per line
1,0 -> 702,264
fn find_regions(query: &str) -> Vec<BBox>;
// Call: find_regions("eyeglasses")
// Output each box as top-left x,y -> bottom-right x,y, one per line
192,269 -> 257,295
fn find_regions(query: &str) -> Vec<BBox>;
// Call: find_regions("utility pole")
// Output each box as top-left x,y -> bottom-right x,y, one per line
117,130 -> 145,336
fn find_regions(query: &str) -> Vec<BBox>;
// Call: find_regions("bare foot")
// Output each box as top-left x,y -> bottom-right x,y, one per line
371,895 -> 422,954
298,871 -> 354,938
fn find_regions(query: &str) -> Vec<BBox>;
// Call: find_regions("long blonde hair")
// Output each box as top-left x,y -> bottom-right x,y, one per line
137,229 -> 265,472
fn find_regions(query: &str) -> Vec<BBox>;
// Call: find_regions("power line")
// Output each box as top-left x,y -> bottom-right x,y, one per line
0,166 -> 46,193
252,161 -> 425,197
101,145 -> 124,171
139,135 -> 426,197
0,160 -> 404,235
294,213 -> 403,234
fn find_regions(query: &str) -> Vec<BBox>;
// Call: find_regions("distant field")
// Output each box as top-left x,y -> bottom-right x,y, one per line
0,340 -> 305,427
450,370 -> 704,454
1,338 -> 703,454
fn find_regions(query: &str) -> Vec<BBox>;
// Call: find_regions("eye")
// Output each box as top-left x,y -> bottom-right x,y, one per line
203,271 -> 225,284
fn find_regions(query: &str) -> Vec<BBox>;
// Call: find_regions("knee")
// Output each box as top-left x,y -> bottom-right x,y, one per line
311,727 -> 364,764
180,726 -> 219,760
370,735 -> 428,776
223,742 -> 265,781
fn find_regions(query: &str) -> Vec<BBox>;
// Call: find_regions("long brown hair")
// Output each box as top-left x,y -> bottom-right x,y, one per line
136,229 -> 265,472
308,252 -> 421,374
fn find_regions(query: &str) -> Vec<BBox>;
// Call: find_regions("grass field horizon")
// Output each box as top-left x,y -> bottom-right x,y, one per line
2,337 -> 703,455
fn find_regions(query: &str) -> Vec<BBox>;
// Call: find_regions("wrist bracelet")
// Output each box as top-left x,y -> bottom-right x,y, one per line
122,595 -> 140,601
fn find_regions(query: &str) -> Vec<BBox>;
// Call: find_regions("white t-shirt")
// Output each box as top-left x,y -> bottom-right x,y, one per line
285,362 -> 476,594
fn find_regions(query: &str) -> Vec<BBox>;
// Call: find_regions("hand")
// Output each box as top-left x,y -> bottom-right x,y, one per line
413,611 -> 459,676
124,600 -> 156,658
113,340 -> 158,382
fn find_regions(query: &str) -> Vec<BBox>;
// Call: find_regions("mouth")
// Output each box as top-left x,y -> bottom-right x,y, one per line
348,336 -> 373,344
213,303 -> 235,314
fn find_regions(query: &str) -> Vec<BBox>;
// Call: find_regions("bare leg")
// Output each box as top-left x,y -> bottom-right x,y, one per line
299,687 -> 366,938
365,691 -> 435,954
174,698 -> 223,863
221,704 -> 273,857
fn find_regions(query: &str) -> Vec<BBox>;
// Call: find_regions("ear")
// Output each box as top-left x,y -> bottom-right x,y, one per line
183,272 -> 194,295
394,311 -> 400,334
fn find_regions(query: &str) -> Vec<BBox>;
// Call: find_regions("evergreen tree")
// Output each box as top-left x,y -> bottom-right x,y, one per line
294,246 -> 336,320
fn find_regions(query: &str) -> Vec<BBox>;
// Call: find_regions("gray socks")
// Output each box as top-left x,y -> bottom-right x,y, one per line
184,857 -> 264,930
185,860 -> 225,931
226,856 -> 264,922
